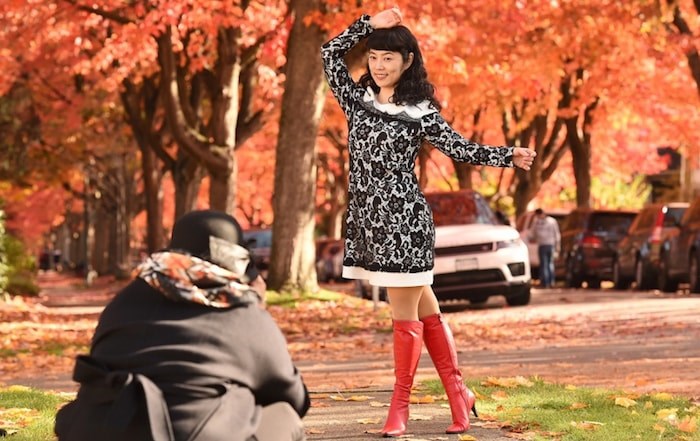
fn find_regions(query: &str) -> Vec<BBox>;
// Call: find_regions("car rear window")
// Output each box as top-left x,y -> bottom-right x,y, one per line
244,230 -> 272,248
427,192 -> 498,227
588,213 -> 636,234
663,207 -> 687,227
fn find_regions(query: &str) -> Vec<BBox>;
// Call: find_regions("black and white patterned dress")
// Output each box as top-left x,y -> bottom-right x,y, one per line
321,15 -> 514,287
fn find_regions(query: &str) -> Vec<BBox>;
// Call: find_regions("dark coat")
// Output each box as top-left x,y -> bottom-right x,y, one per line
55,278 -> 309,441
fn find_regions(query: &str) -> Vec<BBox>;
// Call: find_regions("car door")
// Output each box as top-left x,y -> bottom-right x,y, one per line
676,198 -> 700,277
555,209 -> 584,277
618,210 -> 648,277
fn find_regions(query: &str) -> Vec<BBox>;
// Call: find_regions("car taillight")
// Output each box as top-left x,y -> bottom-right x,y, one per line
650,212 -> 664,244
581,235 -> 603,248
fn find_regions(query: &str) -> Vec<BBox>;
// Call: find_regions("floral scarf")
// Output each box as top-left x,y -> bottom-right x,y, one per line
135,251 -> 260,308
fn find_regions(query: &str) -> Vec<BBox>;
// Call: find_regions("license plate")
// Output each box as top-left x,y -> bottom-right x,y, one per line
455,258 -> 478,271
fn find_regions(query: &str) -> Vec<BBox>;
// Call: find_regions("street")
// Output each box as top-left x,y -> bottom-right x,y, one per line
301,285 -> 700,398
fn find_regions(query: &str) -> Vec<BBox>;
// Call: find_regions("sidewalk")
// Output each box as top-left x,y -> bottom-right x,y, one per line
303,388 -> 514,440
29,272 -> 518,441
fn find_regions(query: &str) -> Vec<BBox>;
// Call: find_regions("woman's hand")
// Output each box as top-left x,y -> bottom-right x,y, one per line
369,7 -> 403,29
512,148 -> 536,171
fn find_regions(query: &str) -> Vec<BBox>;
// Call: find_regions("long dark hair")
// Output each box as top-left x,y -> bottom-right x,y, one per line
359,26 -> 441,110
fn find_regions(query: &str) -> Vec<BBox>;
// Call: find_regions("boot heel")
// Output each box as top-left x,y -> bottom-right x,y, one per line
472,404 -> 478,418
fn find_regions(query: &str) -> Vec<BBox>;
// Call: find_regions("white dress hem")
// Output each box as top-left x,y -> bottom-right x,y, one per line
342,266 -> 433,287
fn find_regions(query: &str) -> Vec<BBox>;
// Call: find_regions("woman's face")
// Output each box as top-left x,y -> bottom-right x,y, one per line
368,49 -> 412,90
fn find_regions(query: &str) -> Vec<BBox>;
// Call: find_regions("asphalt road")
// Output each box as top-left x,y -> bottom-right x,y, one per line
301,284 -> 700,398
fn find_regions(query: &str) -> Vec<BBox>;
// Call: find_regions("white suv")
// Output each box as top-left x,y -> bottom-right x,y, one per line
427,190 -> 532,306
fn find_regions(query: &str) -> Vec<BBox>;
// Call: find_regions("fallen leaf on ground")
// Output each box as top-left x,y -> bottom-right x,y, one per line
408,413 -> 432,421
570,421 -> 604,430
369,401 -> 388,408
357,417 -> 381,424
614,397 -> 637,408
676,416 -> 697,433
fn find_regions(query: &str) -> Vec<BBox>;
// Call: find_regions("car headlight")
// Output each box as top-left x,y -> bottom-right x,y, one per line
496,238 -> 520,249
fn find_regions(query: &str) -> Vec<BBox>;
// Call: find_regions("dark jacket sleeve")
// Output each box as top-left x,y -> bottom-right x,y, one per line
250,309 -> 310,417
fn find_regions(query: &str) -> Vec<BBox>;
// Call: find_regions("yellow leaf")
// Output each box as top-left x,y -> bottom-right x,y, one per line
677,416 -> 697,433
409,413 -> 432,421
347,395 -> 373,402
565,384 -> 578,390
491,390 -> 508,400
653,423 -> 666,433
369,401 -> 388,408
570,402 -> 588,410
644,401 -> 653,409
357,417 -> 381,424
656,408 -> 679,420
328,395 -> 346,401
5,385 -> 30,392
410,394 -> 436,404
652,393 -> 674,401
571,421 -> 604,430
614,397 -> 637,408
458,435 -> 478,441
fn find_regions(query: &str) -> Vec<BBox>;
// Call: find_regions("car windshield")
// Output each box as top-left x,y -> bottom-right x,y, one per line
589,213 -> 636,235
427,192 -> 498,227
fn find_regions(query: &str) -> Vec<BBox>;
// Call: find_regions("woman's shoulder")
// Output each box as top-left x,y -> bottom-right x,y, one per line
362,87 -> 438,120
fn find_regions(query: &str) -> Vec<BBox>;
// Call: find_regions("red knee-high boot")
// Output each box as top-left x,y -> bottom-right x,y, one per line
421,313 -> 477,434
381,320 -> 424,438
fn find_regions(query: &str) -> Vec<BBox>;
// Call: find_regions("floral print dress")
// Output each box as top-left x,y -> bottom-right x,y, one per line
321,15 -> 514,287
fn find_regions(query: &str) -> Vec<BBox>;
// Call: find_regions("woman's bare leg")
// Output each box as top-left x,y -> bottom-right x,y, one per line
386,286 -> 424,320
417,285 -> 441,319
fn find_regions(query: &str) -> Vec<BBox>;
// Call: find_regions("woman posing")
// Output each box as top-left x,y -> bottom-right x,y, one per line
321,7 -> 535,437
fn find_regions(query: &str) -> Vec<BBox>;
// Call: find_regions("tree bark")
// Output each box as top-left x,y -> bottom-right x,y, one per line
670,1 -> 700,97
268,0 -> 327,292
503,79 -> 570,216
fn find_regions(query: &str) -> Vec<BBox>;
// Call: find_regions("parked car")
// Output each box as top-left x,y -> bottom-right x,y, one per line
427,189 -> 532,306
515,209 -> 568,279
612,202 -> 689,290
554,208 -> 638,288
657,196 -> 700,293
242,228 -> 272,279
315,238 -> 345,283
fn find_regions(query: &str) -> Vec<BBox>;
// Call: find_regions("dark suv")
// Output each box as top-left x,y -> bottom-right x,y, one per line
657,196 -> 700,293
612,202 -> 689,290
555,208 -> 638,288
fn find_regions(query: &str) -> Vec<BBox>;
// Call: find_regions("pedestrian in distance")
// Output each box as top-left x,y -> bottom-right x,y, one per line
321,7 -> 536,437
528,208 -> 561,288
55,210 -> 309,441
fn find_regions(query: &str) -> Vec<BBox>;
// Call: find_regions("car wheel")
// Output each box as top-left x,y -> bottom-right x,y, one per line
689,252 -> 700,294
612,260 -> 631,290
565,258 -> 583,288
634,258 -> 653,290
506,286 -> 531,306
657,253 -> 678,293
469,296 -> 489,305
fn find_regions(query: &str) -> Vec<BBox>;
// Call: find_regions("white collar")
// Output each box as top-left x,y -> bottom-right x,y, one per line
362,88 -> 437,119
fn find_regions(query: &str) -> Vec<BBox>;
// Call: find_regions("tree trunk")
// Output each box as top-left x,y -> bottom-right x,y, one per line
173,157 -> 204,220
566,99 -> 597,209
670,1 -> 700,97
141,148 -> 165,252
268,0 -> 327,292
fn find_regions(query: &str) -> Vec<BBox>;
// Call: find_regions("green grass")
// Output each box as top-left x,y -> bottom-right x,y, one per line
422,377 -> 699,440
0,342 -> 88,359
0,386 -> 72,441
265,288 -> 348,307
